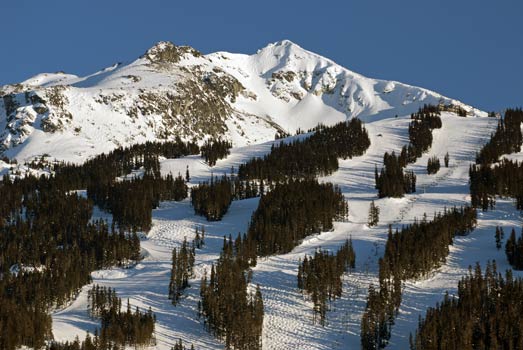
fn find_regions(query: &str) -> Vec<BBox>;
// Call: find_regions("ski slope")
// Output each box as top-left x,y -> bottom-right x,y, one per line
50,109 -> 523,350
2,38 -> 515,349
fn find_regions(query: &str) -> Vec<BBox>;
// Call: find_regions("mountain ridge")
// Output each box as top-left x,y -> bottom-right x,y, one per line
0,40 -> 483,164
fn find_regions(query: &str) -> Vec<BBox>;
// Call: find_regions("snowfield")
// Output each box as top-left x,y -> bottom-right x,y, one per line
2,40 -> 517,349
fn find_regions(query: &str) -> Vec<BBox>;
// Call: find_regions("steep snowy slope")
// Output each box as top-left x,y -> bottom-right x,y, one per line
211,40 -> 478,132
0,40 -> 480,163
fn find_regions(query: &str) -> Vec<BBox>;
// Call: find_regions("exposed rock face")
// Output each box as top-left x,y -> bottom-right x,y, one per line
143,41 -> 202,64
0,87 -> 73,149
40,86 -> 73,132
126,64 -> 247,141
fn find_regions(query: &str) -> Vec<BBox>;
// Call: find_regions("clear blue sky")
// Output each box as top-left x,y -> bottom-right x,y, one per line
1,0 -> 521,112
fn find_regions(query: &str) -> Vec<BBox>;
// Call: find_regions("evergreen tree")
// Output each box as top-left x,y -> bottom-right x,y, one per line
505,227 -> 523,269
476,108 -> 523,164
191,175 -> 236,221
368,201 -> 380,227
193,225 -> 205,249
199,236 -> 263,350
361,207 -> 477,349
469,159 -> 523,211
375,152 -> 416,198
49,285 -> 156,350
495,226 -> 504,250
246,179 -> 348,256
238,119 -> 370,182
408,106 -> 442,159
426,156 -> 440,175
298,240 -> 355,325
169,238 -> 196,305
411,262 -> 523,350
201,138 -> 233,166
171,339 -> 195,350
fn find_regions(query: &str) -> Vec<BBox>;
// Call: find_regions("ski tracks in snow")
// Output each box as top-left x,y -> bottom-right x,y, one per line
52,113 -> 506,350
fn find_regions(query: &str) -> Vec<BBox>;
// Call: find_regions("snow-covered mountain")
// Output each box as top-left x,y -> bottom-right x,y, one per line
0,40 -> 481,163
6,40 -> 518,350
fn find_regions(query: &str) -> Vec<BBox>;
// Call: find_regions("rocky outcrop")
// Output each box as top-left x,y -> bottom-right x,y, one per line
0,87 -> 73,149
143,41 -> 202,64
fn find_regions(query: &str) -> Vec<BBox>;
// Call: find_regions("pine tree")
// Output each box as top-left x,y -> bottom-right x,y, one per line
298,241 -> 355,325
427,156 -> 440,175
169,238 -> 195,305
193,225 -> 205,249
376,152 -> 417,198
374,165 -> 379,190
246,179 -> 348,256
201,139 -> 232,166
199,236 -> 263,350
411,262 -> 523,350
368,201 -> 380,227
361,207 -> 477,349
238,119 -> 370,182
495,226 -> 504,250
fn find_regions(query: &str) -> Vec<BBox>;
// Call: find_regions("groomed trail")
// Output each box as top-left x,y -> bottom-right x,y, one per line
52,111 -> 523,350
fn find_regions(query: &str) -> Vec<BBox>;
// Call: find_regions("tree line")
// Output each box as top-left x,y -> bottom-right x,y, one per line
238,119 -> 370,182
190,174 -> 261,221
201,138 -> 232,166
246,179 -> 349,256
469,159 -> 523,211
57,139 -> 198,232
476,108 -> 523,165
297,239 -> 356,325
411,262 -> 523,350
361,207 -> 477,349
89,173 -> 188,231
375,105 -> 443,198
191,119 -> 369,222
382,207 -> 476,282
54,138 -> 199,190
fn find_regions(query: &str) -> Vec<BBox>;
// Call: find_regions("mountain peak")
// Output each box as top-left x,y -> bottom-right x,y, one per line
0,39 -> 480,163
274,39 -> 301,48
143,41 -> 202,63
257,39 -> 307,56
